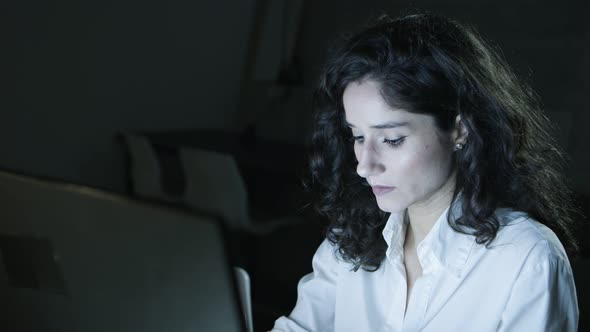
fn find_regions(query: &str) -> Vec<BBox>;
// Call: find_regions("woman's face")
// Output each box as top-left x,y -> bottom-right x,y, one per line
343,79 -> 457,213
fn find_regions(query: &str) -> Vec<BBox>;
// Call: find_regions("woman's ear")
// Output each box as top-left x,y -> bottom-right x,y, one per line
453,114 -> 468,144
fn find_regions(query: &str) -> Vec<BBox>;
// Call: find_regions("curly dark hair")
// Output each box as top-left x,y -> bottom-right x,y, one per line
307,12 -> 583,272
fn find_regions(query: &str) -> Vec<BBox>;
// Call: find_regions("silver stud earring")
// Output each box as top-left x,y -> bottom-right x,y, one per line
454,143 -> 463,151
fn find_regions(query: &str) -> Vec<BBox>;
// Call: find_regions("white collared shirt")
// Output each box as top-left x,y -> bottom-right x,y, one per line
272,200 -> 578,332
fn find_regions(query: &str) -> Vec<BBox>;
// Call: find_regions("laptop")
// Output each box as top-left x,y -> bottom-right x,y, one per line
0,169 -> 248,332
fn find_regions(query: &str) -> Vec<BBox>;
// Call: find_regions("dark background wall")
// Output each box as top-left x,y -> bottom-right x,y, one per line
2,0 -> 589,194
2,0 -> 255,191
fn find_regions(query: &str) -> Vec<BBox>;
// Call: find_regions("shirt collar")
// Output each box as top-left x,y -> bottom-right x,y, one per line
381,191 -> 476,278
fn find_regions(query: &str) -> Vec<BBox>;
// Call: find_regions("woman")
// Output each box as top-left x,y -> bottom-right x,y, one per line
271,12 -> 580,332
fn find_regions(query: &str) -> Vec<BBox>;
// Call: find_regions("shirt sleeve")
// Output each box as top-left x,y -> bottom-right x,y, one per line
271,238 -> 340,332
497,242 -> 579,332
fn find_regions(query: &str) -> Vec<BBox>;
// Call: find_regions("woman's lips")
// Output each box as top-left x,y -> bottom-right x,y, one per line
371,186 -> 395,196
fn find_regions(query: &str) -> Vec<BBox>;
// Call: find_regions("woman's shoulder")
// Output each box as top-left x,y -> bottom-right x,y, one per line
313,238 -> 345,268
489,208 -> 569,265
313,237 -> 365,274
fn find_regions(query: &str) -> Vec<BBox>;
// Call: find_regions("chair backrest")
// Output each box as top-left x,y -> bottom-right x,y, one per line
121,133 -> 171,201
180,147 -> 250,230
121,133 -> 252,230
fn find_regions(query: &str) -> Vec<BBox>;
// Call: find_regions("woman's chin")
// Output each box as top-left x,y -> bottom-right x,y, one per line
375,200 -> 406,214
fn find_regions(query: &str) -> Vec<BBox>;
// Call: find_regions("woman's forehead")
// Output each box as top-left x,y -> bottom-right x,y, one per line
343,80 -> 439,131
344,82 -> 407,121
343,105 -> 436,133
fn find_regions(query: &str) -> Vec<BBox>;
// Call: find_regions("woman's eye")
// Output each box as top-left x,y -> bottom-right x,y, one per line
352,136 -> 364,143
383,137 -> 406,147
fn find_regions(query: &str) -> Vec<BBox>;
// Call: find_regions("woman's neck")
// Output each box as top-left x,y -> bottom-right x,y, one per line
405,173 -> 456,246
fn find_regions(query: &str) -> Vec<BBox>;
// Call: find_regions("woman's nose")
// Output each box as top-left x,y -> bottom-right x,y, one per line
356,144 -> 384,178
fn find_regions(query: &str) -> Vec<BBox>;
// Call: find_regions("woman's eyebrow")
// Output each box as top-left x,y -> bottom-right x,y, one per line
346,121 -> 410,129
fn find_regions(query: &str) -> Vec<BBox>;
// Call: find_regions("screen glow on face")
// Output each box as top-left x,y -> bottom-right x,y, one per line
343,80 -> 456,213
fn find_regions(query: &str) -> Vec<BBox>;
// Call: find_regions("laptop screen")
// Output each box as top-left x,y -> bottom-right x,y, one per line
0,170 -> 245,332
